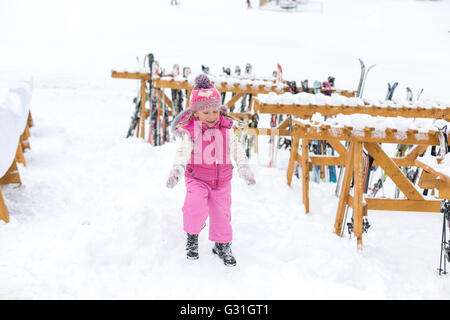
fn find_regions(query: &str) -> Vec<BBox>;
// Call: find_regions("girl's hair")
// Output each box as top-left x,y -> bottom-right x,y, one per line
177,108 -> 233,129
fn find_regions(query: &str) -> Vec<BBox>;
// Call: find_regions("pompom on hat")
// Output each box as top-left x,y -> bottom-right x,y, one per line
170,74 -> 228,137
189,74 -> 222,111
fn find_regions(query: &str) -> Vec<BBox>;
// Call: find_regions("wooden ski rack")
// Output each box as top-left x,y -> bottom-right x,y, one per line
234,96 -> 446,152
111,70 -> 290,139
111,70 -> 357,140
253,98 -> 450,120
415,157 -> 450,199
0,110 -> 33,223
284,120 -> 445,250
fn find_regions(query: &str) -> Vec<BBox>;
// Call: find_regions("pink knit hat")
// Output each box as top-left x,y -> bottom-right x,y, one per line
189,74 -> 222,111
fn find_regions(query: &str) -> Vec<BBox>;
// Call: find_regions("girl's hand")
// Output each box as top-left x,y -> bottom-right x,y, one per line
237,164 -> 256,186
166,165 -> 185,188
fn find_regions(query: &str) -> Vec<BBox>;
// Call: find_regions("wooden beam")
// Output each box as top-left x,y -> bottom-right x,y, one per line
301,137 -> 310,214
296,154 -> 304,167
139,79 -> 146,139
228,113 -> 253,120
389,145 -> 429,167
364,198 -> 441,212
405,145 -> 429,161
111,73 -> 291,95
0,187 -> 9,223
346,195 -> 368,217
353,141 -> 364,250
364,142 -> 423,200
334,142 -> 356,236
286,129 -> 300,186
225,93 -> 245,109
111,71 -> 150,80
309,156 -> 346,166
237,127 -> 291,137
277,117 -> 292,131
0,161 -> 21,186
415,159 -> 450,184
295,124 -> 440,146
186,90 -> 192,107
161,90 -> 174,111
253,100 -> 450,120
438,180 -> 450,199
15,143 -> 26,167
417,170 -> 438,189
327,139 -> 348,158
27,111 -> 34,128
21,130 -> 31,151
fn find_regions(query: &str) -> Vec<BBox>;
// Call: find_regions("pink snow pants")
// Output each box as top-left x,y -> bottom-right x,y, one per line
182,176 -> 232,243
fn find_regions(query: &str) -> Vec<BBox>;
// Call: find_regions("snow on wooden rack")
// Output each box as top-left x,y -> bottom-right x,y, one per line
111,70 -> 356,96
254,92 -> 450,120
292,112 -> 446,145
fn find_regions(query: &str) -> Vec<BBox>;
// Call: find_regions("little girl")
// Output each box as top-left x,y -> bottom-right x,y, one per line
166,74 -> 256,267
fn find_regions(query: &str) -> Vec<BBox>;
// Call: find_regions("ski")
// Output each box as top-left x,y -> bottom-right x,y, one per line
356,58 -> 365,97
221,66 -> 231,104
240,63 -> 252,112
268,63 -> 283,168
359,63 -> 376,98
126,56 -> 143,138
416,88 -> 424,101
313,80 -> 321,94
406,87 -> 413,102
171,64 -> 183,116
385,82 -> 398,101
438,200 -> 450,275
337,59 -> 376,196
328,76 -> 335,88
246,114 -> 259,158
355,58 -> 376,98
438,125 -> 449,275
228,66 -> 241,112
201,64 -> 210,74
322,81 -> 332,96
301,80 -> 309,92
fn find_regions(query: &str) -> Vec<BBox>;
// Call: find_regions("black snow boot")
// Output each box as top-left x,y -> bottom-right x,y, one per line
212,242 -> 236,267
186,233 -> 199,260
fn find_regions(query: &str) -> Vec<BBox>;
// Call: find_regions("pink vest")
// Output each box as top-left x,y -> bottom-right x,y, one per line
181,115 -> 234,188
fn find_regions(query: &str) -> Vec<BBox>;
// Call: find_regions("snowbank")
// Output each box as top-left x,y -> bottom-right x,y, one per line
0,78 -> 33,178
296,112 -> 448,135
113,70 -> 285,91
256,92 -> 449,110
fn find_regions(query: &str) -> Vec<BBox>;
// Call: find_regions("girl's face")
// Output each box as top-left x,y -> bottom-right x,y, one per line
195,108 -> 220,127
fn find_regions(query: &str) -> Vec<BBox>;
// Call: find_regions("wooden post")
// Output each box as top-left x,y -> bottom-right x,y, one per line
353,142 -> 364,250
139,79 -> 147,139
334,142 -> 355,235
0,187 -> 9,223
364,142 -> 423,200
15,142 -> 26,167
301,138 -> 310,214
136,115 -> 141,138
286,129 -> 300,186
0,161 -> 21,186
226,93 -> 245,109
21,125 -> 31,150
27,111 -> 34,128
186,90 -> 192,107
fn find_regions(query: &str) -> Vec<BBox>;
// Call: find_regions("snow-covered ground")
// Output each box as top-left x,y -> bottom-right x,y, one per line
0,0 -> 449,299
